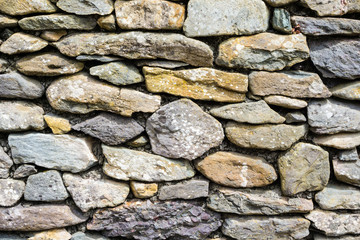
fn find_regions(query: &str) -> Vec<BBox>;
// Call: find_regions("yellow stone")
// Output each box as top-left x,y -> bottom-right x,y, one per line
40,30 -> 67,41
44,115 -> 71,135
28,228 -> 71,240
130,181 -> 158,198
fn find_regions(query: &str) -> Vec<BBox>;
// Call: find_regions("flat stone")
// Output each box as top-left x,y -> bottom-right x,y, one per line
300,0 -> 360,16
13,164 -> 37,178
331,81 -> 360,100
44,115 -> 71,135
339,148 -> 359,161
0,14 -> 18,28
216,33 -> 309,71
76,55 -> 123,62
208,185 -> 313,215
54,32 -> 213,67
222,216 -> 310,240
313,132 -> 360,150
137,60 -> 189,69
87,200 -> 221,239
0,233 -> 28,239
46,73 -> 161,116
0,0 -> 57,16
264,0 -> 298,7
249,71 -> 331,98
72,232 -> 110,240
309,38 -> 360,80
115,0 -> 185,30
40,30 -> 67,41
226,123 -> 307,151
272,8 -> 292,34
285,111 -> 307,123
126,136 -> 148,147
0,179 -> 25,206
90,62 -> 144,85
264,95 -> 308,109
144,67 -> 248,102
0,71 -> 44,99
333,158 -> 360,187
9,133 -> 98,173
102,146 -> 195,181
278,142 -> 330,196
159,179 -> 209,200
146,98 -> 224,160
0,204 -> 88,231
57,0 -> 114,15
195,151 -> 277,188
0,101 -> 46,132
0,32 -> 48,55
97,15 -> 116,31
130,181 -> 158,198
184,0 -> 269,37
314,234 -> 360,240
0,147 -> 12,178
29,229 -> 71,240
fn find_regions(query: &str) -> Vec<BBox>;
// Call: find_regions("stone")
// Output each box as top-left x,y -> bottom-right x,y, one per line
272,8 -> 292,34
63,172 -> 129,212
208,186 -> 313,215
0,101 -> 46,132
46,73 -> 161,116
57,0 -> 114,15
309,38 -> 360,80
54,32 -> 213,67
115,0 -> 185,30
285,112 -> 307,123
126,136 -> 148,147
0,179 -> 25,207
0,14 -> 18,28
264,0 -> 298,7
137,60 -> 189,69
291,16 -> 360,36
333,159 -> 360,187
195,151 -> 277,188
313,132 -> 360,150
308,99 -> 360,134
0,58 -> 9,73
102,146 -> 195,181
72,232 -> 110,240
331,81 -> 360,100
24,170 -> 68,202
0,71 -> 44,99
159,179 -> 209,200
264,95 -> 308,109
144,67 -> 248,102
278,142 -> 330,196
226,123 -> 307,151
314,234 -> 360,240
0,233 -> 28,240
9,133 -> 98,173
305,209 -> 360,236
90,62 -> 144,85
13,164 -> 37,178
130,181 -> 158,198
0,147 -> 12,178
40,30 -> 67,41
0,0 -> 57,16
216,33 -> 309,71
97,15 -> 116,31
0,204 -> 88,231
44,115 -> 71,135
222,216 -> 310,240
87,200 -> 221,239
249,71 -> 331,98
146,99 -> 224,160
0,32 -> 48,55
300,0 -> 360,16
28,228 -> 71,240
339,148 -> 359,161
76,55 -> 123,62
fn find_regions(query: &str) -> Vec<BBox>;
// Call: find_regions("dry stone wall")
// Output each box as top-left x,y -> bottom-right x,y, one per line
0,0 -> 359,239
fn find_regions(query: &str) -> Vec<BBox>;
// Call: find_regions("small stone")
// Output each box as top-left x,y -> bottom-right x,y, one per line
126,136 -> 148,147
216,33 -> 309,71
331,81 -> 360,100
0,179 -> 25,206
158,179 -> 209,200
0,233 -> 28,240
130,181 -> 158,198
264,95 -> 308,109
28,228 -> 71,240
278,142 -> 330,196
144,67 -> 248,102
272,8 -> 292,34
0,32 -> 48,55
137,60 -> 189,69
264,0 -> 298,7
0,147 -> 12,178
0,14 -> 18,28
285,111 -> 307,123
339,148 -> 359,162
196,151 -> 277,188
40,30 -> 67,41
314,234 -> 360,240
57,0 -> 114,15
146,99 -> 224,160
300,0 -> 360,16
226,122 -> 307,151
71,232 -> 110,240
0,58 -> 9,73
313,132 -> 360,150
44,115 -> 71,135
13,164 -> 37,178
76,55 -> 123,62
0,0 -> 56,16
97,14 -> 116,31
333,158 -> 360,187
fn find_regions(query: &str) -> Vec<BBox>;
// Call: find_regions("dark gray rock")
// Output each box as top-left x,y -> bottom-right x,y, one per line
272,8 -> 292,34
158,179 -> 209,200
0,179 -> 25,206
0,147 -> 12,178
13,164 -> 37,178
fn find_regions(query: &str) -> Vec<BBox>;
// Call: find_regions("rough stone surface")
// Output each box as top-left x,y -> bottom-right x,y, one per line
0,58 -> 9,73
126,136 -> 148,147
0,32 -> 48,55
0,14 -> 18,27
57,0 -> 114,15
272,8 -> 292,34
158,179 -> 209,200
0,0 -> 57,16
285,111 -> 307,123
76,55 -> 123,63
40,30 -> 67,41
196,151 -> 277,188
72,232 -> 110,240
13,164 -> 37,178
314,234 -> 360,240
331,81 -> 360,100
28,228 -> 71,240
333,159 -> 360,187
300,0 -> 360,16
264,95 -> 308,109
97,15 -> 116,31
44,115 -> 71,134
313,132 -> 360,150
137,60 -> 189,69
146,99 -> 224,160
339,148 -> 359,161
0,179 -> 25,207
0,147 -> 13,178
130,181 -> 158,199
264,0 -> 298,7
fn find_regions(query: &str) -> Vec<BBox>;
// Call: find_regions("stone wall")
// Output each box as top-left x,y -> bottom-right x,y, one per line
0,0 -> 359,239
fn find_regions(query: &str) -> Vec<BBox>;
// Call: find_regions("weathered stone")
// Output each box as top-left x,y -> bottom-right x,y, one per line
208,185 -> 313,215
0,72 -> 44,99
144,67 -> 247,102
216,33 -> 309,71
226,123 -> 307,151
57,0 -> 114,15
97,15 -> 116,31
0,58 -> 8,73
0,204 -> 88,231
264,0 -> 298,7
159,179 -> 209,200
300,0 -> 360,16
102,146 -> 195,181
333,159 -> 360,187
0,179 -> 25,206
278,142 -> 330,196
13,164 -> 37,178
0,0 -> 57,16
137,60 -> 189,69
146,99 -> 224,160
285,111 -> 307,123
0,33 -> 48,55
222,216 -> 310,240
44,115 -> 71,135
54,32 -> 213,67
331,81 -> 360,100
314,234 -> 360,240
313,132 -> 360,150
0,101 -> 46,132
309,38 -> 360,80
46,73 -> 161,116
130,181 -> 158,198
40,30 -> 67,41
272,8 -> 292,34
0,147 -> 12,178
0,14 -> 18,28
115,0 -> 185,30
72,232 -> 110,240
196,151 -> 277,188
126,136 -> 148,147
265,95 -> 308,109
339,148 -> 359,162
76,55 -> 123,62
87,200 -> 221,239
0,233 -> 28,240
29,228 -> 71,240
9,133 -> 98,173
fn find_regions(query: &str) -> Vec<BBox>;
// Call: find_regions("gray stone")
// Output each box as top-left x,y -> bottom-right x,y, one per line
0,233 -> 28,240
76,55 -> 123,62
339,148 -> 359,161
272,8 -> 292,34
313,132 -> 360,150
0,32 -> 48,55
0,179 -> 25,206
9,133 -> 98,173
0,147 -> 12,178
331,81 -> 360,101
126,136 -> 148,147
0,58 -> 9,73
183,0 -> 269,37
13,164 -> 37,178
285,112 -> 307,123
136,60 -> 189,69
57,0 -> 114,15
0,14 -> 18,28
300,0 -> 360,16
333,158 -> 360,187
314,234 -> 360,240
0,0 -> 57,16
158,179 -> 209,200
146,98 -> 224,160
71,232 -> 110,240
97,14 -> 116,31
265,95 -> 308,109
28,229 -> 71,240
264,0 -> 298,7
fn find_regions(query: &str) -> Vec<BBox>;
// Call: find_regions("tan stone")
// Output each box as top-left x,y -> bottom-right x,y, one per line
126,136 -> 148,147
0,14 -> 18,28
264,95 -> 308,109
300,0 -> 360,16
333,159 -> 360,187
130,181 -> 158,198
44,115 -> 71,135
29,228 -> 71,240
331,81 -> 360,101
0,0 -> 57,16
0,32 -> 48,55
313,132 -> 360,150
264,0 -> 298,7
56,0 -> 114,15
40,30 -> 67,41
97,14 -> 116,31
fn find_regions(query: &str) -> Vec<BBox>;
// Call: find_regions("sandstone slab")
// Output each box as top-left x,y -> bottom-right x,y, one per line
13,164 -> 37,178
333,158 -> 360,187
0,147 -> 12,178
44,115 -> 71,135
339,148 -> 359,161
0,32 -> 48,55
130,181 -> 158,198
29,228 -> 71,240
97,15 -> 116,31
159,179 -> 209,200
137,60 -> 189,69
264,95 -> 308,109
300,0 -> 360,16
264,0 -> 298,7
40,30 -> 67,41
331,81 -> 360,100
0,179 -> 25,207
313,132 -> 360,150
0,0 -> 56,16
0,14 -> 18,28
57,0 -> 114,15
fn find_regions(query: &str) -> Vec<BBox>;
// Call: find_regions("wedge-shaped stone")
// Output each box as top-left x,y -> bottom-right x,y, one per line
264,0 -> 298,7
0,204 -> 88,231
339,148 -> 359,161
0,14 -> 18,27
40,30 -> 67,41
300,0 -> 360,16
333,159 -> 360,187
57,0 -> 114,15
226,123 -> 307,151
264,95 -> 308,109
0,179 -> 25,207
130,181 -> 158,199
8,133 -> 98,173
44,115 -> 71,135
0,33 -> 48,55
331,81 -> 360,100
286,111 -> 307,123
196,151 -> 277,188
144,67 -> 247,102
216,33 -> 309,71
97,14 -> 116,31
102,146 -> 195,181
159,179 -> 209,200
29,229 -> 71,240
0,0 -> 56,16
54,32 -> 213,67
13,164 -> 37,179
0,147 -> 12,178
313,132 -> 360,150
46,73 -> 161,116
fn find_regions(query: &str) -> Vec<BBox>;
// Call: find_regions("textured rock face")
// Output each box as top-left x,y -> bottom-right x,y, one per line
0,32 -> 48,55
54,32 -> 214,67
13,164 -> 37,178
300,0 -> 360,16
0,0 -> 57,16
44,115 -> 71,135
97,15 -> 116,31
72,232 -> 110,240
196,151 -> 277,188
0,147 -> 13,178
9,133 -> 98,173
130,181 -> 158,198
29,229 -> 71,240
184,0 -> 269,37
146,99 -> 224,160
333,159 -> 360,187
0,14 -> 18,27
40,30 -> 67,41
57,0 -> 114,15
264,95 -> 308,109
331,81 -> 360,100
87,200 -> 222,239
272,8 -> 292,34
216,33 -> 309,71
285,111 -> 307,123
0,179 -> 25,207
144,67 -> 248,102
313,132 -> 360,149
158,179 -> 209,200
137,60 -> 189,69
0,72 -> 44,99
339,148 -> 359,161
